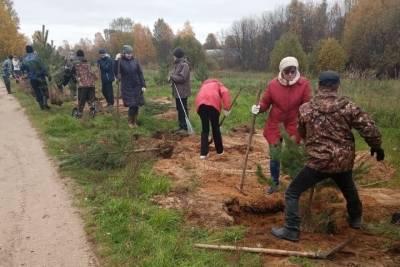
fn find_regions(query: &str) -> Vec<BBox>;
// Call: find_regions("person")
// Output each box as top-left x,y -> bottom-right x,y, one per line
195,78 -> 232,159
1,55 -> 13,94
97,48 -> 115,111
21,45 -> 51,109
169,47 -> 191,133
115,45 -> 146,128
251,57 -> 311,194
271,71 -> 384,242
12,56 -> 21,82
64,49 -> 97,118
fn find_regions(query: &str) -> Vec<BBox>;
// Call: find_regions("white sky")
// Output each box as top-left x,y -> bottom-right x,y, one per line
14,0 -> 292,46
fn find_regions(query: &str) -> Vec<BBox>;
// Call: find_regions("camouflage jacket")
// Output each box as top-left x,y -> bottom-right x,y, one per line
298,90 -> 381,173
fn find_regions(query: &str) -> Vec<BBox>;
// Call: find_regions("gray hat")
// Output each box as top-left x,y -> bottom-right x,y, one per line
319,71 -> 340,86
122,45 -> 133,54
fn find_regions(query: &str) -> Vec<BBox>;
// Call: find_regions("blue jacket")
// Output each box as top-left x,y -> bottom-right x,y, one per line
21,52 -> 48,81
1,59 -> 13,77
97,55 -> 115,83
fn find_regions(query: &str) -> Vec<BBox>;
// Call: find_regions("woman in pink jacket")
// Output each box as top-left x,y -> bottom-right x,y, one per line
195,79 -> 232,159
251,57 -> 311,194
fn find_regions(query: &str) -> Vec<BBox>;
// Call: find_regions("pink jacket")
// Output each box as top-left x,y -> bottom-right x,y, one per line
259,77 -> 311,145
195,79 -> 232,112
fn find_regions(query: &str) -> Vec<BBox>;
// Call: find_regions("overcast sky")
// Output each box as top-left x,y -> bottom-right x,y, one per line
14,0 -> 291,46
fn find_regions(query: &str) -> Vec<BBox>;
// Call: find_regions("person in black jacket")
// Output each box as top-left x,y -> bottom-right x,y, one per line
115,45 -> 146,128
97,48 -> 115,111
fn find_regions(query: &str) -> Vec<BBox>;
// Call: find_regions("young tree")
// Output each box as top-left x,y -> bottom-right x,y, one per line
269,32 -> 308,72
32,25 -> 63,69
316,38 -> 347,72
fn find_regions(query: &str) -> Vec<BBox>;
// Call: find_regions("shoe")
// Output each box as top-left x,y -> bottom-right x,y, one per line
200,155 -> 207,160
271,227 -> 299,242
107,105 -> 114,112
348,216 -> 362,229
44,105 -> 51,110
265,184 -> 279,195
217,151 -> 224,156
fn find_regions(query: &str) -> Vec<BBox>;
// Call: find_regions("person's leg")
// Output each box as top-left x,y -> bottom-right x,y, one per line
128,106 -> 139,127
2,76 -> 11,93
266,143 -> 282,194
209,107 -> 223,154
331,171 -> 363,228
271,166 -> 325,241
175,98 -> 188,130
41,81 -> 50,109
198,105 -> 210,157
78,87 -> 87,113
30,79 -> 44,109
102,82 -> 114,106
88,87 -> 96,112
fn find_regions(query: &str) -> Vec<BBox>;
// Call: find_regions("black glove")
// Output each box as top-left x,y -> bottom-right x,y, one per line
371,147 -> 385,161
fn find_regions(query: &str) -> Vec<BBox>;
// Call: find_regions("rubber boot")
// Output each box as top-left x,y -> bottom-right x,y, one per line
128,114 -> 138,128
348,216 -> 362,229
271,227 -> 299,242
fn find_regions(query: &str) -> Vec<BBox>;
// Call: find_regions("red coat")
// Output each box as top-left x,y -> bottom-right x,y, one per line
259,77 -> 311,145
195,79 -> 231,112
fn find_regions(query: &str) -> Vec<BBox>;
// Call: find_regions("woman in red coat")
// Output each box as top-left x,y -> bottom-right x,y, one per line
195,79 -> 232,159
251,57 -> 311,194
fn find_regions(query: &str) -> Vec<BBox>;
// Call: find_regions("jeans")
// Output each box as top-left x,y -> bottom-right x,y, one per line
101,81 -> 114,106
269,143 -> 282,185
2,75 -> 11,93
175,98 -> 188,130
284,166 -> 362,231
197,105 -> 223,156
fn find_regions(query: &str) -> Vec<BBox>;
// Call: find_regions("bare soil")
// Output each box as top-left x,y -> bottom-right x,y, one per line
151,123 -> 400,266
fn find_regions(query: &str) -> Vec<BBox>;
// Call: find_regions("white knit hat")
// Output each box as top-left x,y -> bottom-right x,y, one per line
279,57 -> 299,72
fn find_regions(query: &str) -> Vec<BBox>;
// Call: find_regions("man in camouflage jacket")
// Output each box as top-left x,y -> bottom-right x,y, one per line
271,71 -> 384,242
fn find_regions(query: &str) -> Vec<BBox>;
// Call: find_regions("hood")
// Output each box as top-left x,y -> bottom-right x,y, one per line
311,91 -> 349,114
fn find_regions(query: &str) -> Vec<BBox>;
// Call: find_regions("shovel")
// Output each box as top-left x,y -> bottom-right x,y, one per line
172,82 -> 195,135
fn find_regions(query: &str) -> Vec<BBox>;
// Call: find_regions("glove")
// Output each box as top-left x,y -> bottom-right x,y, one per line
168,76 -> 173,83
141,87 -> 146,93
115,53 -> 121,60
251,104 -> 260,115
222,109 -> 231,117
371,147 -> 385,161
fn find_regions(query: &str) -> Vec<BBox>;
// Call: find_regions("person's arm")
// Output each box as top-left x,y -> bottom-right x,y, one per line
136,61 -> 146,88
170,63 -> 189,84
302,80 -> 312,104
259,84 -> 272,112
220,84 -> 232,110
297,108 -> 307,140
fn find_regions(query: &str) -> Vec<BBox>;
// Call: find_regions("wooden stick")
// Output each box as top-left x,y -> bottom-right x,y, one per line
237,87 -> 263,194
194,244 -> 324,259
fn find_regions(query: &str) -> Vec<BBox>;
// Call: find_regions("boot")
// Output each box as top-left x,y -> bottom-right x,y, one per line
128,114 -> 138,128
271,227 -> 299,242
348,216 -> 362,229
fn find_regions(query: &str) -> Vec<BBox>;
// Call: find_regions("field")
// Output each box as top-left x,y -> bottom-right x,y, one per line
13,70 -> 400,266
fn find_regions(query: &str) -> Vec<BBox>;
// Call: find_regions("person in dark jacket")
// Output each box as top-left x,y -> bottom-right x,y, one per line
115,45 -> 146,128
169,47 -> 191,133
97,48 -> 115,110
271,71 -> 384,242
21,45 -> 51,110
2,55 -> 13,94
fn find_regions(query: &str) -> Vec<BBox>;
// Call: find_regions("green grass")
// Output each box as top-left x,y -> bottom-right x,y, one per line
11,70 -> 400,266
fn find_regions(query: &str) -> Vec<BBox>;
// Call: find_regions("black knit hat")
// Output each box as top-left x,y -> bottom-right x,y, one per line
26,45 -> 34,53
98,48 -> 107,54
8,55 -> 13,59
173,47 -> 184,58
76,49 -> 85,57
319,71 -> 340,87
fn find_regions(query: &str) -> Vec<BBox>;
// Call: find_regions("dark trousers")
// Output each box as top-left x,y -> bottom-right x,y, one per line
197,105 -> 223,156
128,106 -> 139,116
78,87 -> 95,113
101,81 -> 114,106
30,79 -> 49,108
175,98 -> 188,130
284,166 -> 362,231
2,75 -> 11,93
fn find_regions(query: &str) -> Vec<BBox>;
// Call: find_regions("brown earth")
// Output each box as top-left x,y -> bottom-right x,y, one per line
151,124 -> 400,266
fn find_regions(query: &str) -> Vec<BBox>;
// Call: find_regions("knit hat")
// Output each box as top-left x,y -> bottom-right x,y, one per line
76,49 -> 85,58
319,71 -> 340,87
25,45 -> 34,53
279,57 -> 299,72
122,45 -> 133,54
99,48 -> 107,54
173,47 -> 184,58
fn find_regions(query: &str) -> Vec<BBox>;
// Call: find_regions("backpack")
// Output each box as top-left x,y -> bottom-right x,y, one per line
75,62 -> 95,88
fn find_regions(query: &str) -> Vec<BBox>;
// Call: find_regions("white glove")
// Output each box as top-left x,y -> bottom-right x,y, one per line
141,87 -> 146,93
222,109 -> 231,117
115,53 -> 121,60
251,104 -> 260,115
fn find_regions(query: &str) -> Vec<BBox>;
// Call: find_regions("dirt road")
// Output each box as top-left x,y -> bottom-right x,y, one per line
0,84 -> 98,266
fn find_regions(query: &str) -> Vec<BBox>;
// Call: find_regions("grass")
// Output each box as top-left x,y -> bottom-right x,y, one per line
11,69 -> 400,266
